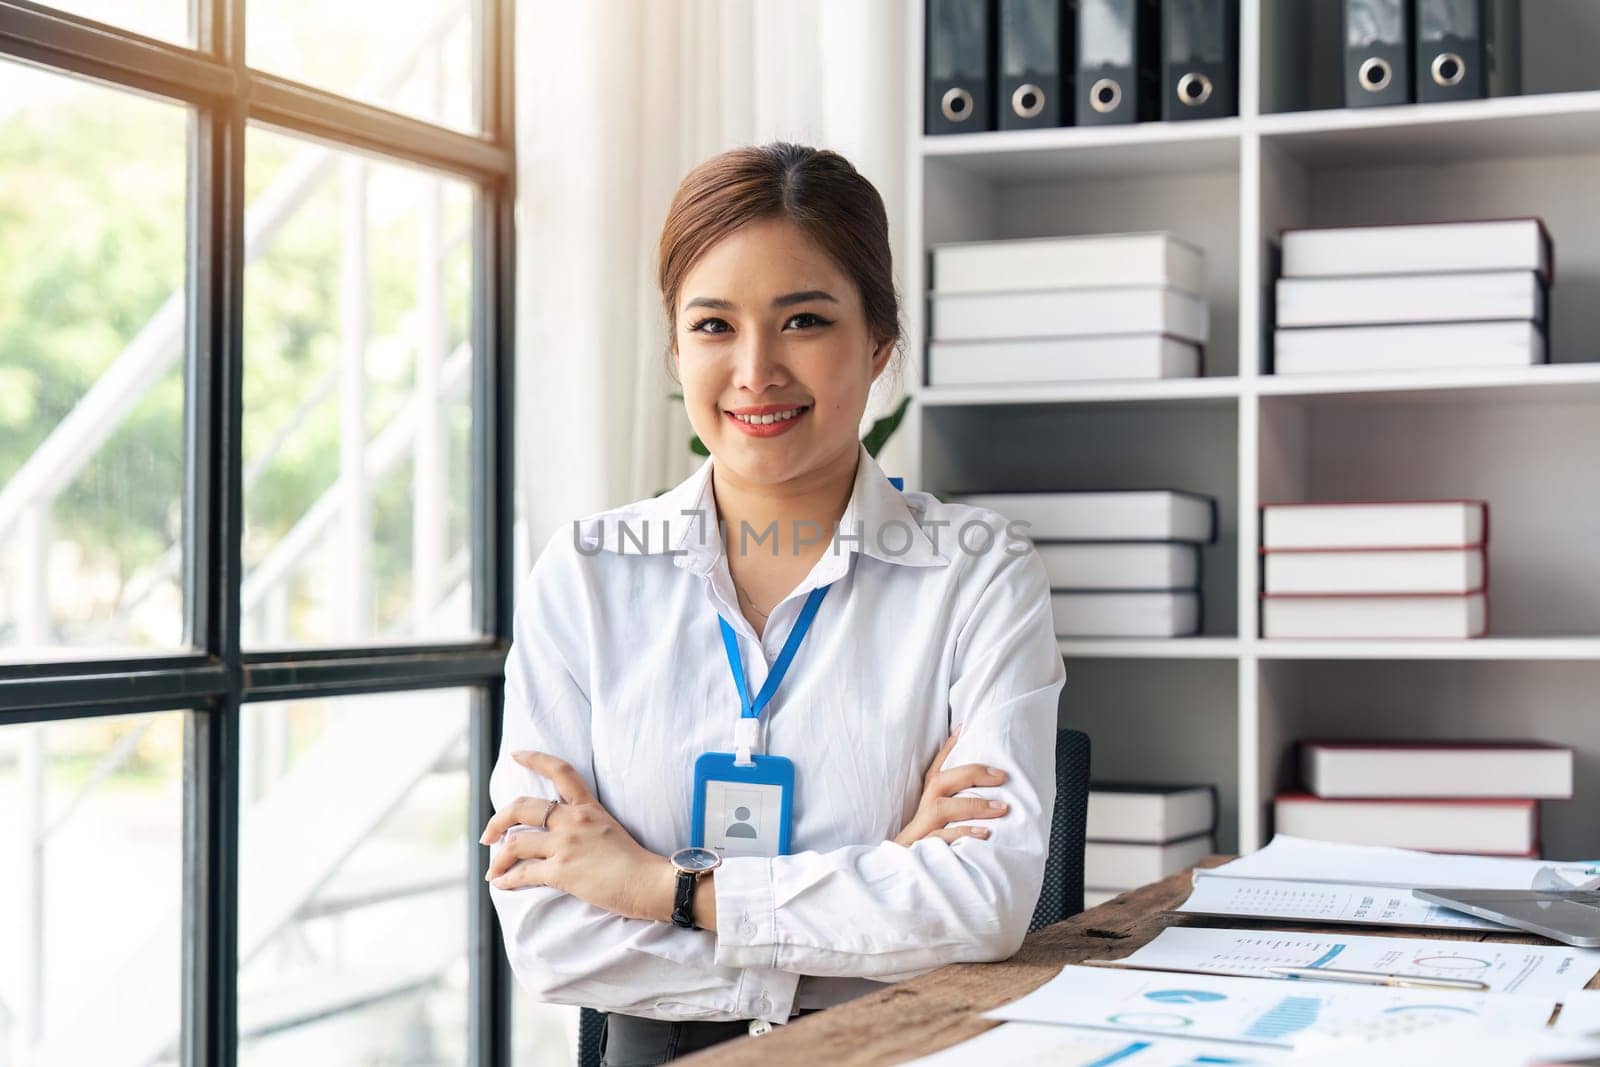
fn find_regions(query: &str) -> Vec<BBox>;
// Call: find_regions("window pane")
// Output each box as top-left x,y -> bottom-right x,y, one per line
0,710 -> 187,1064
242,127 -> 477,649
30,0 -> 192,46
0,61 -> 190,662
238,690 -> 472,1064
247,0 -> 479,132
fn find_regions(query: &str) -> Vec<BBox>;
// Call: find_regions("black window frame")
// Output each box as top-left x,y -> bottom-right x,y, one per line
0,1 -> 517,1064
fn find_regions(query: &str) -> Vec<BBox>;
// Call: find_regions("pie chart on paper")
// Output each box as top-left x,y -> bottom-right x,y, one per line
1413,954 -> 1493,971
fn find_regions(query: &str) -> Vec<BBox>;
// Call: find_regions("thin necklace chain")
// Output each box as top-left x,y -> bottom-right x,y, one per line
733,578 -> 771,620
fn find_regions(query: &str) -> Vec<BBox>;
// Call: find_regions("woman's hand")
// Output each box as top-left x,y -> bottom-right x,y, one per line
480,750 -> 674,923
892,727 -> 1010,847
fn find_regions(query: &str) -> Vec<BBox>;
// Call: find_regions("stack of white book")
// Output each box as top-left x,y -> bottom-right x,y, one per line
926,233 -> 1207,387
953,490 -> 1215,637
1276,741 -> 1575,856
1085,783 -> 1216,907
1261,500 -> 1488,639
1274,218 -> 1552,375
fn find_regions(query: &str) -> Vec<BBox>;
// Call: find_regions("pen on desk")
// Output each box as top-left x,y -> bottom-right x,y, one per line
1267,965 -> 1489,992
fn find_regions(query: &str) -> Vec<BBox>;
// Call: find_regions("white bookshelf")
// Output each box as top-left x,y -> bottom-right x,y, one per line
901,0 -> 1600,860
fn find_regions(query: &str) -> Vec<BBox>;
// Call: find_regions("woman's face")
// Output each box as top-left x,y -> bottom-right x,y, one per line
673,217 -> 892,487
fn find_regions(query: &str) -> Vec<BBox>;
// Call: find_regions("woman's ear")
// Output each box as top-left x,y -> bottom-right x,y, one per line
869,339 -> 895,380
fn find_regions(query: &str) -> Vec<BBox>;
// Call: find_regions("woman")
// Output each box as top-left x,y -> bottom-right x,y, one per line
482,143 -> 1066,1066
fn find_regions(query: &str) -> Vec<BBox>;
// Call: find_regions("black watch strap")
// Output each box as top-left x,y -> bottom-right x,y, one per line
671,869 -> 697,929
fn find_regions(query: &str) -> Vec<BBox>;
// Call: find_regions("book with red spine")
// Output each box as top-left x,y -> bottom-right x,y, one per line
1262,546 -> 1487,595
1261,590 -> 1488,639
1299,741 -> 1574,800
1273,793 -> 1539,856
1261,499 -> 1489,552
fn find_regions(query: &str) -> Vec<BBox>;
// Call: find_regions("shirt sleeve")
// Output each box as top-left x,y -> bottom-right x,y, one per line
711,537 -> 1066,981
488,531 -> 801,1023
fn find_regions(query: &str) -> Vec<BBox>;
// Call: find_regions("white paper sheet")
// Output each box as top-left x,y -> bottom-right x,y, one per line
901,1023 -> 1288,1066
1554,990 -> 1600,1037
1290,1019 -> 1600,1067
1176,875 -> 1512,931
1105,927 -> 1600,997
1209,836 -> 1600,892
983,964 -> 1557,1049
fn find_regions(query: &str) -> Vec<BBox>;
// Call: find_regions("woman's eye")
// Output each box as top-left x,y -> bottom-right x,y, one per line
687,313 -> 831,335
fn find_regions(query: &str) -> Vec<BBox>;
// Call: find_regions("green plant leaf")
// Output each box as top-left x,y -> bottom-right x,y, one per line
689,434 -> 709,457
861,396 -> 911,458
667,392 -> 684,401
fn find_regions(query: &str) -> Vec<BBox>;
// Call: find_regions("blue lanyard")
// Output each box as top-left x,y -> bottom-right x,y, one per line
718,584 -> 830,721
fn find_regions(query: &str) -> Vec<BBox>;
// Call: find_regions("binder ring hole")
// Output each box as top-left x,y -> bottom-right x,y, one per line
1432,52 -> 1465,86
1089,78 -> 1122,114
1359,56 -> 1392,92
940,87 -> 974,122
1011,83 -> 1045,119
1177,72 -> 1213,106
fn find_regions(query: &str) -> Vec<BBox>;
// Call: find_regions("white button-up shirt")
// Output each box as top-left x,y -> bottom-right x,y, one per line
488,444 -> 1066,1025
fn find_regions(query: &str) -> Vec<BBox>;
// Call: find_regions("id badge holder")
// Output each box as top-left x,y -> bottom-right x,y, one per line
691,743 -> 794,858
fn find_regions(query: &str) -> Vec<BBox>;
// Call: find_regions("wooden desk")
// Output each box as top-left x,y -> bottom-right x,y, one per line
683,857 -> 1600,1066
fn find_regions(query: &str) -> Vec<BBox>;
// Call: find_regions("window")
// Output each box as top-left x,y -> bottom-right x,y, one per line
246,0 -> 478,131
237,691 -> 472,1064
0,59 -> 190,659
242,129 -> 478,648
0,710 -> 188,1063
0,2 -> 515,1065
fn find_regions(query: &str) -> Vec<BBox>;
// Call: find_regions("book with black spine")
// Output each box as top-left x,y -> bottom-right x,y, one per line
1087,782 -> 1218,842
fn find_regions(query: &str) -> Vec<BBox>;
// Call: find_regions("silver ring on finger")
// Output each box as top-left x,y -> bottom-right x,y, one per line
538,797 -> 560,831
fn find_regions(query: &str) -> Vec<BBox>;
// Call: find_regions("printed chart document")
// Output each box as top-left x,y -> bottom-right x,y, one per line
1175,875 -> 1513,931
903,1023 -> 1288,1066
1105,927 -> 1600,997
1174,836 -> 1600,931
1554,989 -> 1600,1037
1291,1019 -> 1600,1067
1209,835 -> 1600,891
983,965 -> 1557,1048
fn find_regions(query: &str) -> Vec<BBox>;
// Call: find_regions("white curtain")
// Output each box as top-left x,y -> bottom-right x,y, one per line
513,0 -> 913,563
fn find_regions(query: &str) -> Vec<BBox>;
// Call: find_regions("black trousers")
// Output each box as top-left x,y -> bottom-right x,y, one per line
599,1010 -> 821,1067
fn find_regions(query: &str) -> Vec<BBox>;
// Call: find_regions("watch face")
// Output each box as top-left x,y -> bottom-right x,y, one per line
672,847 -> 721,872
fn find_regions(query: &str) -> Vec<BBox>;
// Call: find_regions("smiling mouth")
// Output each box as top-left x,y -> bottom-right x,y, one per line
725,404 -> 811,426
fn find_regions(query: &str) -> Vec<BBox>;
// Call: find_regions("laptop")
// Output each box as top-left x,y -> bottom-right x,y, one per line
1413,888 -> 1600,948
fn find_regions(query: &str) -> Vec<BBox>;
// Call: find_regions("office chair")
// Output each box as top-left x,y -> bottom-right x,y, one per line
574,727 -> 1090,1067
1028,727 -> 1091,931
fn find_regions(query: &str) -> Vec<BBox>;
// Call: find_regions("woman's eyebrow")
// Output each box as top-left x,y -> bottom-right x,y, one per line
683,290 -> 839,312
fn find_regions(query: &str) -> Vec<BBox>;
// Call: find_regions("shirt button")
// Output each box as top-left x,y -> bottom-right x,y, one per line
754,993 -> 774,1015
739,918 -> 757,939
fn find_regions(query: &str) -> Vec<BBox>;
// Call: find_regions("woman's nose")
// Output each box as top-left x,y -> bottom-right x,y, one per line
730,332 -> 788,391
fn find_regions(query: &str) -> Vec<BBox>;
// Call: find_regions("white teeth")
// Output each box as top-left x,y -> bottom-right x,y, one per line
733,407 -> 804,425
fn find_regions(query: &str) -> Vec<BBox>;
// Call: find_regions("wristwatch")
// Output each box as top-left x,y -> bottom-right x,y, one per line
669,847 -> 722,929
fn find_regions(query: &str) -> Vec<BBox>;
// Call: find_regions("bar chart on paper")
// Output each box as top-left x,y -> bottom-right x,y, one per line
1242,996 -> 1320,1041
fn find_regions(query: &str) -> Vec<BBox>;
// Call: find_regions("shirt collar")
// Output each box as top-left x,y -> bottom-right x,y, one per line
575,442 -> 950,577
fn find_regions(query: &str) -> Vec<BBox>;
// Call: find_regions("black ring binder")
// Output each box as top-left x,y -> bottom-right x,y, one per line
1359,56 -> 1393,92
1177,71 -> 1214,106
1090,77 -> 1124,113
